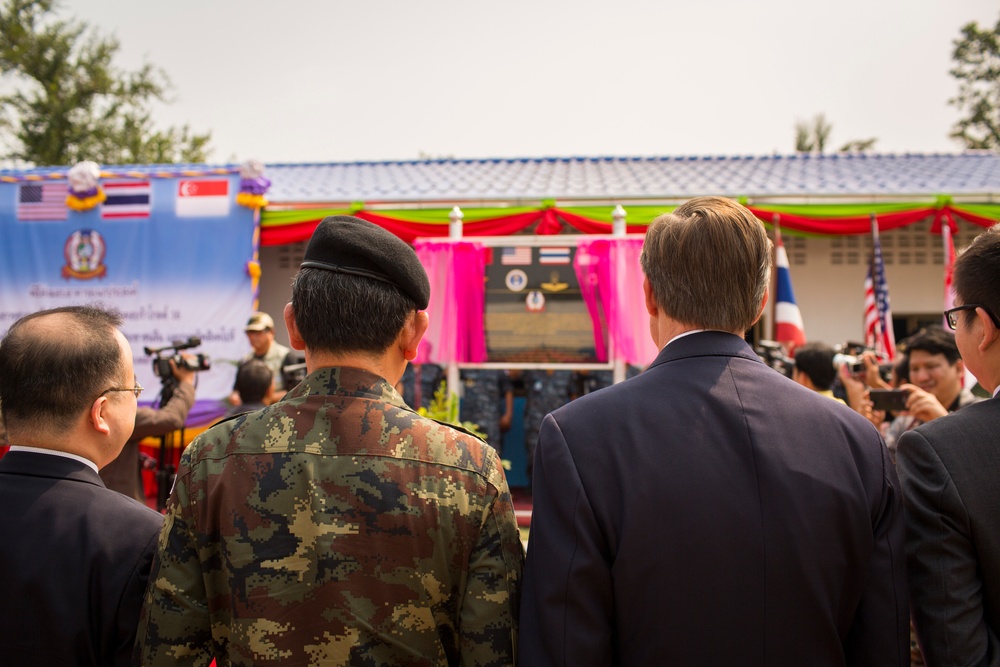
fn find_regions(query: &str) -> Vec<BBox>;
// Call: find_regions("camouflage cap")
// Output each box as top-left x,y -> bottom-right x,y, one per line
301,216 -> 430,310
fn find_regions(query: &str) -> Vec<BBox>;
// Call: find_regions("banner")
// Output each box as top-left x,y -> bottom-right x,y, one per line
0,175 -> 256,410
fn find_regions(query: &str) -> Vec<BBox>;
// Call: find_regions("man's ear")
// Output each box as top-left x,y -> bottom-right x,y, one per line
752,285 -> 770,326
643,276 -> 658,317
977,306 -> 999,351
90,397 -> 111,436
283,302 -> 305,351
401,311 -> 430,361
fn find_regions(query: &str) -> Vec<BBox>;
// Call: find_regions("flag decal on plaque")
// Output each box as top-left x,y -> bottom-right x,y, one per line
176,179 -> 230,217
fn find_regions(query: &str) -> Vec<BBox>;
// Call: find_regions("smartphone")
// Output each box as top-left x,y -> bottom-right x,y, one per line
869,388 -> 909,412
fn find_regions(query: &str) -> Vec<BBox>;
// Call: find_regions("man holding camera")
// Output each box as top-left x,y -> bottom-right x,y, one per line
882,325 -> 980,457
897,225 -> 1000,666
100,357 -> 195,501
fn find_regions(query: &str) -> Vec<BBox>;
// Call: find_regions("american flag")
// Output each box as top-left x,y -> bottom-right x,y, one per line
864,218 -> 896,361
17,183 -> 67,221
501,247 -> 532,265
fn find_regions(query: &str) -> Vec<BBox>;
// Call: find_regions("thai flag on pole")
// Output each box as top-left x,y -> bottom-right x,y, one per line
773,224 -> 806,351
864,215 -> 896,361
943,216 -> 956,327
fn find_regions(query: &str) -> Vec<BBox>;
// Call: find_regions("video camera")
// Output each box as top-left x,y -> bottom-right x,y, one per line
145,337 -> 211,380
833,342 -> 892,383
755,340 -> 795,378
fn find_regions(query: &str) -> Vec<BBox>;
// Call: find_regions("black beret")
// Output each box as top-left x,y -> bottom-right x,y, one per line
300,216 -> 431,310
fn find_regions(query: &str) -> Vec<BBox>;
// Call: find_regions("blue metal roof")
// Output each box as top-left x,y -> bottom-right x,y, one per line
4,153 -> 999,204
263,153 -> 1000,204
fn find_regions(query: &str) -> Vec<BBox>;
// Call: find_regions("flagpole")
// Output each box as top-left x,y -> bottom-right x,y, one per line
869,213 -> 881,356
772,214 -> 780,342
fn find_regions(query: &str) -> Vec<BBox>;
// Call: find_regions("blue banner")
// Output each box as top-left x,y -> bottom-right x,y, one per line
0,175 -> 256,407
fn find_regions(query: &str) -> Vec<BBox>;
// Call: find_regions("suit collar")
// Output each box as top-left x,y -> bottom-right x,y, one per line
647,330 -> 763,370
0,450 -> 106,487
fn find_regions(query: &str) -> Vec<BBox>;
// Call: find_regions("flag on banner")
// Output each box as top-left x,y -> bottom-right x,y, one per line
101,180 -> 151,219
773,227 -> 806,351
17,183 -> 67,221
176,179 -> 230,217
501,247 -> 531,265
864,217 -> 896,361
539,247 -> 571,264
943,219 -> 956,326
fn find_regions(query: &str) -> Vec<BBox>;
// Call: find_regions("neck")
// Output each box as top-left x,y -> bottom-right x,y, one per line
6,425 -> 103,468
304,348 -> 406,386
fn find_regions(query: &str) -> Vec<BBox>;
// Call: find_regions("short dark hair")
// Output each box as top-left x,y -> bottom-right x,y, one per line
640,197 -> 772,333
954,224 -> 1000,328
235,359 -> 273,404
290,268 -> 417,355
903,325 -> 961,365
793,342 -> 837,390
0,305 -> 125,433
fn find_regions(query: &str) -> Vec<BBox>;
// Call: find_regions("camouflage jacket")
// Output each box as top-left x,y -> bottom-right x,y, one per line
134,366 -> 524,667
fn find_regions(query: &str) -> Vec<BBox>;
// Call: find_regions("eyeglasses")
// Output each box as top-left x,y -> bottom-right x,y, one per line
944,304 -> 1000,330
100,381 -> 144,399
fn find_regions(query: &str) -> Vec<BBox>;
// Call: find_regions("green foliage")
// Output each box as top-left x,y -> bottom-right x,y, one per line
949,13 -> 1000,150
794,113 -> 876,154
418,380 -> 487,441
0,0 -> 211,166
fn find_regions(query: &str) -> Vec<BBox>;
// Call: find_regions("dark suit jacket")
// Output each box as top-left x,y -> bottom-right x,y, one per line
519,331 -> 909,666
897,397 -> 1000,666
0,450 -> 163,666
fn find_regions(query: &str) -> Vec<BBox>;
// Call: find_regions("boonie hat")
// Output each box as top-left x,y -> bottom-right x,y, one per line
245,312 -> 275,332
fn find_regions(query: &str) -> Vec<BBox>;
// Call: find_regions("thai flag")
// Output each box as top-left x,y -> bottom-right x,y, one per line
773,226 -> 806,351
864,217 -> 896,361
102,180 -> 151,219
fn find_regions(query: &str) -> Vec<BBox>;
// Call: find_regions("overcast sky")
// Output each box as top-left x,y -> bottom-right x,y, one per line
62,0 -> 999,164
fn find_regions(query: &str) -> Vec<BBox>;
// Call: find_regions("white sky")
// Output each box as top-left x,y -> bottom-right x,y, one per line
61,0 -> 1000,164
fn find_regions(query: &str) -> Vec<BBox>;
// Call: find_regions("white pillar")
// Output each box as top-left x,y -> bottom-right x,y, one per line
612,204 -> 627,237
449,206 -> 464,239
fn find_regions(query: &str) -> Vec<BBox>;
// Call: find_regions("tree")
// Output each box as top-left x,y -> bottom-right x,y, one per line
949,13 -> 1000,151
0,0 -> 210,166
794,113 -> 877,154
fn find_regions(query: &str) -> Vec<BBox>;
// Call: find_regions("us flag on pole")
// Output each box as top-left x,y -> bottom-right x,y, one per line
864,217 -> 896,361
17,183 -> 67,221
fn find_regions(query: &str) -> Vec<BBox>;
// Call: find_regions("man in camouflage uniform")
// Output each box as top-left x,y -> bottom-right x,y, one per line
135,216 -> 524,666
522,369 -> 574,486
459,369 -> 513,456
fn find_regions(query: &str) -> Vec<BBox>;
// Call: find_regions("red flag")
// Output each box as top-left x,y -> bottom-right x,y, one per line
943,217 -> 956,327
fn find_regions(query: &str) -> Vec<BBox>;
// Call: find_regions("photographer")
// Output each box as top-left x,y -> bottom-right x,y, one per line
100,358 -> 195,501
792,342 -> 844,403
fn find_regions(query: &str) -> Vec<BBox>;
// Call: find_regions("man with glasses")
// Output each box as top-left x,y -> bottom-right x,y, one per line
0,305 -> 163,666
897,224 -> 1000,666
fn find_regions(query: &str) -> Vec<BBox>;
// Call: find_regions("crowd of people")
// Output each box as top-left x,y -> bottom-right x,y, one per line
0,199 -> 998,666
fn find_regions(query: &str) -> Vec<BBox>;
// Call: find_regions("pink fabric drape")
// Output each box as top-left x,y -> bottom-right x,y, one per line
414,241 -> 487,364
575,237 -> 659,366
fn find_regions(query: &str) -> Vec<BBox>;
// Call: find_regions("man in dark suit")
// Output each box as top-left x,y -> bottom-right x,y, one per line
898,224 -> 1000,666
519,197 -> 909,666
0,305 -> 163,666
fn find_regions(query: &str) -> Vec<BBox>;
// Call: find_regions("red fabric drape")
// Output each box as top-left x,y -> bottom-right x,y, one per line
556,209 -> 648,235
746,207 -> 936,235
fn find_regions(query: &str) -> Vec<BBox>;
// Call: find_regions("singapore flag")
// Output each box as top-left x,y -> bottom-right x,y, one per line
176,179 -> 230,217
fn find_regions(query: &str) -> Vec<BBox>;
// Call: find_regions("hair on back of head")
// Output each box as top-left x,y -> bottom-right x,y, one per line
0,305 -> 125,434
290,268 -> 417,356
235,359 -> 273,404
954,224 -> 1000,329
640,196 -> 772,333
793,342 -> 837,390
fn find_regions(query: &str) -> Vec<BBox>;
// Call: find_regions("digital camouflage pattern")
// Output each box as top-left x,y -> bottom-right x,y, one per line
458,370 -> 512,456
134,366 -> 524,667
